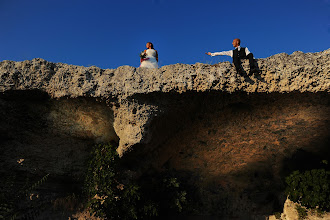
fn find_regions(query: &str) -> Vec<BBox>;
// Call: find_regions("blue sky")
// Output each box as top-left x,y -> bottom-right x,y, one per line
0,0 -> 329,69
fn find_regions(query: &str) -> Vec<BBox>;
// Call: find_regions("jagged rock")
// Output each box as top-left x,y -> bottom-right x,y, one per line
1,49 -> 329,155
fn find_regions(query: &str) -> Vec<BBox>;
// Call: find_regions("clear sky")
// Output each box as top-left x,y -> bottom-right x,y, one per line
0,0 -> 329,69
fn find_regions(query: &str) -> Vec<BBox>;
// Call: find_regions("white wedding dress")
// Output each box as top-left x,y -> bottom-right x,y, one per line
140,49 -> 158,68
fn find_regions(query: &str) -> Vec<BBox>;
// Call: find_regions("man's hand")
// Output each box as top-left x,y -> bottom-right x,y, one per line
205,52 -> 212,56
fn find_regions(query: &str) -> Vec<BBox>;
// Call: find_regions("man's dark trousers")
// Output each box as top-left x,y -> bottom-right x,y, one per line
232,48 -> 255,71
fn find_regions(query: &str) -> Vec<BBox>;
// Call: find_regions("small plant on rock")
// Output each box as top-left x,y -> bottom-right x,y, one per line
295,204 -> 307,220
274,211 -> 281,219
285,168 -> 330,211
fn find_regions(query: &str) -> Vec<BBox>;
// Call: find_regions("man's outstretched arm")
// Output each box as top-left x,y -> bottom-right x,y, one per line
205,50 -> 233,57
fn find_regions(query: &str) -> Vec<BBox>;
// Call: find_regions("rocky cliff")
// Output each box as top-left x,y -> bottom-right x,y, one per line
0,49 -> 329,218
1,50 -> 329,155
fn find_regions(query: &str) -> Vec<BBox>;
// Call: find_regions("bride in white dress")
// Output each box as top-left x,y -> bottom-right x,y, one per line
140,42 -> 158,68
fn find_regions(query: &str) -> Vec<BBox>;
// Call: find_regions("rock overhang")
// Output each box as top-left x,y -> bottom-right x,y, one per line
0,49 -> 329,156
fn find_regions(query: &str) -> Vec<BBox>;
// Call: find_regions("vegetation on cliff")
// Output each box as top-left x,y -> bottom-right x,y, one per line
84,143 -> 189,219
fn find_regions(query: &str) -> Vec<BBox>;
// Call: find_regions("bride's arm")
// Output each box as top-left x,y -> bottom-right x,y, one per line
140,50 -> 147,63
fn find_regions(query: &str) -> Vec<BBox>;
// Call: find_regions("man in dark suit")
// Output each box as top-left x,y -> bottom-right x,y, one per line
206,38 -> 258,76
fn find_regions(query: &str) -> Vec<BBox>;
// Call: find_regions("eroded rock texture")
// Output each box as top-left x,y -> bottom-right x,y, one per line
0,49 -> 329,217
1,49 -> 329,156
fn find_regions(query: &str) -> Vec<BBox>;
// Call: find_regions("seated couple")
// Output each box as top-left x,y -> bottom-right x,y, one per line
141,39 -> 259,76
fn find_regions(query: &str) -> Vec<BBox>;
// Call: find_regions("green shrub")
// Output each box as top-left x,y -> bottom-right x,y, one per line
159,177 -> 187,213
285,169 -> 330,211
84,143 -> 159,219
84,143 -> 189,219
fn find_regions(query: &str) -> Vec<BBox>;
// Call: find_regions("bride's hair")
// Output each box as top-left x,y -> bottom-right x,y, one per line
147,42 -> 154,49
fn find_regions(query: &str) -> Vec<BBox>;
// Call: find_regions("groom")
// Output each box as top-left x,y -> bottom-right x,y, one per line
206,38 -> 258,76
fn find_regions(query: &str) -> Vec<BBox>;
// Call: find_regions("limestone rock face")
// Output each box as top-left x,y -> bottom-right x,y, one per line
0,49 -> 329,156
0,49 -> 329,217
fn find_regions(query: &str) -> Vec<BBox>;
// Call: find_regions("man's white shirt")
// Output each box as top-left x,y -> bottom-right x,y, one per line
210,46 -> 251,57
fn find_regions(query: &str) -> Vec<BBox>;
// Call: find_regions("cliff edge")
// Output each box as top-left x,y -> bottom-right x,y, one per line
1,49 -> 329,155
